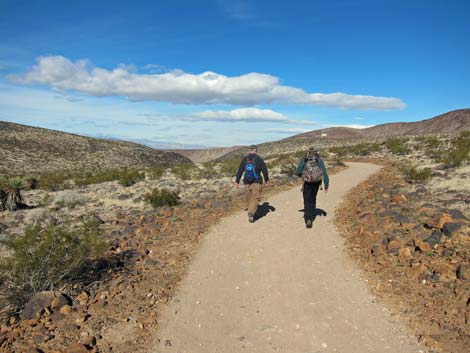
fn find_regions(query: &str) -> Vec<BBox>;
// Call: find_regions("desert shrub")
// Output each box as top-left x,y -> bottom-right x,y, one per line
0,218 -> 106,310
118,169 -> 145,187
218,158 -> 241,177
38,173 -> 70,191
439,131 -> 470,168
401,163 -> 432,184
385,138 -> 411,155
144,188 -> 180,208
170,164 -> 196,180
279,162 -> 297,176
146,166 -> 166,180
1,177 -> 27,211
55,190 -> 88,209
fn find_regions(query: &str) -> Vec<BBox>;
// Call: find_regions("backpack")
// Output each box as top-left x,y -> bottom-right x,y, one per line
244,155 -> 259,182
302,157 -> 323,183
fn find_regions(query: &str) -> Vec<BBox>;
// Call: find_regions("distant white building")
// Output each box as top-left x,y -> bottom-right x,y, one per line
321,133 -> 327,137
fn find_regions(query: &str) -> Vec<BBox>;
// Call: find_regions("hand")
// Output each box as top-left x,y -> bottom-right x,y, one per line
324,187 -> 329,193
265,181 -> 269,187
235,183 -> 240,189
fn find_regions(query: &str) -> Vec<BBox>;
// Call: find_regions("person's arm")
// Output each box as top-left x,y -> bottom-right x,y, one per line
235,157 -> 246,184
258,157 -> 269,183
295,158 -> 306,177
318,158 -> 329,189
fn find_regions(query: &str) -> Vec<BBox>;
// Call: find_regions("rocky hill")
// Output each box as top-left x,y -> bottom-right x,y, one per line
168,146 -> 242,163
291,109 -> 470,140
0,121 -> 191,177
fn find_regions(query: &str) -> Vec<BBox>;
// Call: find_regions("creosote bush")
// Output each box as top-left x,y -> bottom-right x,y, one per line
0,218 -> 106,311
401,163 -> 432,184
144,188 -> 180,208
385,137 -> 411,155
439,130 -> 470,168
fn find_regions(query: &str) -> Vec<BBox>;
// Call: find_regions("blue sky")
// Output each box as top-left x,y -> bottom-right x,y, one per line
0,0 -> 469,148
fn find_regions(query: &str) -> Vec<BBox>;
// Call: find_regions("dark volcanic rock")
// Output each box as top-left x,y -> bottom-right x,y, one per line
424,230 -> 443,248
442,222 -> 464,237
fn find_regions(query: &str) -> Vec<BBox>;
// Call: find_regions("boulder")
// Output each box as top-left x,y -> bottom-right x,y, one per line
442,222 -> 464,237
457,263 -> 470,280
20,292 -> 70,320
424,230 -> 442,249
425,213 -> 453,229
66,343 -> 90,353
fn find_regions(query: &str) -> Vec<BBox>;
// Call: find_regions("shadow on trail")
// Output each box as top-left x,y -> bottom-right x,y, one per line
298,208 -> 328,222
254,202 -> 276,222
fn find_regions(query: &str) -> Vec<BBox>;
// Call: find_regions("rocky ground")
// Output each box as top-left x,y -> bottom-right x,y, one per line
336,162 -> 470,353
1,164 -> 329,352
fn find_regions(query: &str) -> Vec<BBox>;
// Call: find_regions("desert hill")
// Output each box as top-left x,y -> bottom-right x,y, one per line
291,108 -> 470,140
168,146 -> 242,163
218,108 -> 470,160
0,121 -> 191,177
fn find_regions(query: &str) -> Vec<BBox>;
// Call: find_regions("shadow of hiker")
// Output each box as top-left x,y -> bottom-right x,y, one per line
254,202 -> 276,221
298,208 -> 328,222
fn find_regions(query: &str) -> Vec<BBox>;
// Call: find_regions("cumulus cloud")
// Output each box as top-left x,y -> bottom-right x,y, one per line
142,108 -> 316,125
10,56 -> 406,110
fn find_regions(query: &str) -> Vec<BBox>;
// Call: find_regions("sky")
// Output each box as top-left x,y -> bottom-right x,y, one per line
0,0 -> 469,148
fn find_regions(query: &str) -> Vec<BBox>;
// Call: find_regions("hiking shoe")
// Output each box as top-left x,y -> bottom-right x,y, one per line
305,220 -> 313,228
248,213 -> 254,223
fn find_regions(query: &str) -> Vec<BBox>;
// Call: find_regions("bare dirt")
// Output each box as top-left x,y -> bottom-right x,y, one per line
152,163 -> 420,353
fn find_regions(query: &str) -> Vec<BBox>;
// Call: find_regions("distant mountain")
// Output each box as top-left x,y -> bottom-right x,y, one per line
0,121 -> 191,177
290,109 -> 470,140
169,146 -> 243,163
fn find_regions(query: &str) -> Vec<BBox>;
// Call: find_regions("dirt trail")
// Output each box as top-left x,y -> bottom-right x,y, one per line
152,163 -> 420,353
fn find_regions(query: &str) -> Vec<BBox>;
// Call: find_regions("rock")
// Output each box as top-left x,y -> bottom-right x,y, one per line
442,222 -> 464,237
0,223 -> 7,234
424,230 -> 442,249
90,214 -> 105,224
79,331 -> 96,346
433,263 -> 457,281
20,292 -> 70,320
457,263 -> 470,280
399,247 -> 412,258
387,240 -> 403,254
447,209 -> 467,220
59,305 -> 72,315
76,291 -> 89,306
425,213 -> 453,229
66,343 -> 90,353
414,238 -> 432,253
391,194 -> 407,203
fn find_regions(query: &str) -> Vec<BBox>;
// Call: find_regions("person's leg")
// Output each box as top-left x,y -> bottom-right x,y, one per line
311,181 -> 321,212
244,183 -> 250,211
303,183 -> 315,222
248,183 -> 262,218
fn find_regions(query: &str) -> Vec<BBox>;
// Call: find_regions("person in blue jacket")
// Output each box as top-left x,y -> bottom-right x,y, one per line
295,147 -> 329,228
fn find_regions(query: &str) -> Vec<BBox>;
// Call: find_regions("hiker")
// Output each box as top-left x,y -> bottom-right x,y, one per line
295,147 -> 329,228
235,145 -> 269,223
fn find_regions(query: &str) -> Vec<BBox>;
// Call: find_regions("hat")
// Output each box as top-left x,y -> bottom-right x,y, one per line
308,146 -> 317,152
249,145 -> 257,150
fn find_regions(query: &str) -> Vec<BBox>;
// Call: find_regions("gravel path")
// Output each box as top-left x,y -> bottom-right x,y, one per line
152,162 -> 420,353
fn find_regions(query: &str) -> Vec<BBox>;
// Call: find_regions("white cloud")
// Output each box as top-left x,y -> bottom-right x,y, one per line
192,108 -> 296,123
354,117 -> 365,120
10,56 -> 406,110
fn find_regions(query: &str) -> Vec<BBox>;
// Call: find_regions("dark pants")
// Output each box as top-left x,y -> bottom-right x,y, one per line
303,181 -> 321,222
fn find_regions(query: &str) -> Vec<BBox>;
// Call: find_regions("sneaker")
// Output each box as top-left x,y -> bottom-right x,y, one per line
248,213 -> 254,223
305,220 -> 312,228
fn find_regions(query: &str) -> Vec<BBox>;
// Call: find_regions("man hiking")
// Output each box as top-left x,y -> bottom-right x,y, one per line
295,146 -> 329,229
235,145 -> 269,223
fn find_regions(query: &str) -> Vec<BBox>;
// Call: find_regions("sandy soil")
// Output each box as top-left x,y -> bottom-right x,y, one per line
151,163 -> 421,353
